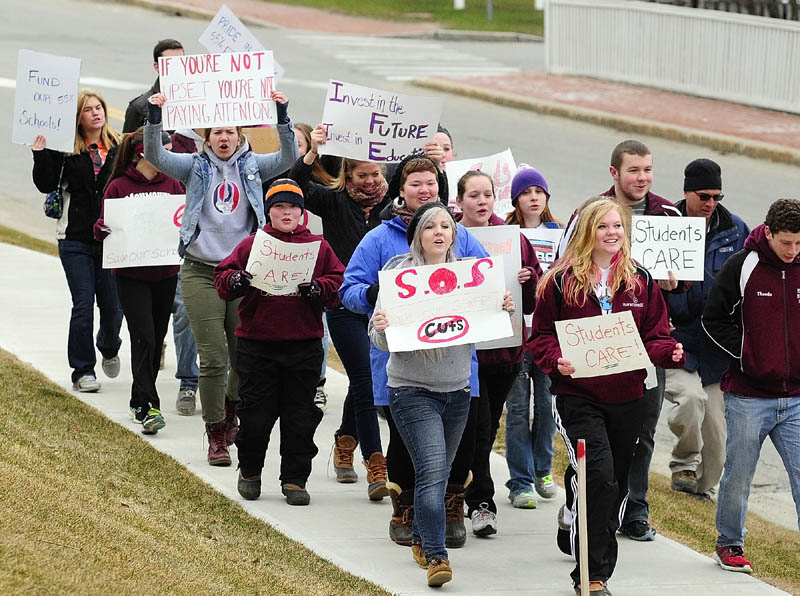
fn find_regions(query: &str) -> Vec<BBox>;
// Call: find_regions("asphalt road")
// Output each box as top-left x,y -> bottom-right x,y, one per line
1,0 -> 796,531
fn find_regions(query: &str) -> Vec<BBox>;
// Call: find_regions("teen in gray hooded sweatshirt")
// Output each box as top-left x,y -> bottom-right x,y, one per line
144,90 -> 299,467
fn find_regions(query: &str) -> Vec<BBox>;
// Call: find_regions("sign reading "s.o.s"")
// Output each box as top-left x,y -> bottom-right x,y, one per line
378,258 -> 512,352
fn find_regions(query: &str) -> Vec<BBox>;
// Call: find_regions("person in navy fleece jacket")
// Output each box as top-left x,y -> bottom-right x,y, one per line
215,179 -> 344,506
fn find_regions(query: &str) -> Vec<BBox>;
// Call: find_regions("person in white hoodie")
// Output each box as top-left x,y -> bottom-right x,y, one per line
144,91 -> 299,466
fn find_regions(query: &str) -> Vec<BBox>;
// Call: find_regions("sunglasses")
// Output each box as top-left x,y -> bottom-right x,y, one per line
695,191 -> 723,202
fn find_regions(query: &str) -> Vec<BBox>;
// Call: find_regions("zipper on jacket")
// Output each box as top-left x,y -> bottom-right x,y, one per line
782,269 -> 789,394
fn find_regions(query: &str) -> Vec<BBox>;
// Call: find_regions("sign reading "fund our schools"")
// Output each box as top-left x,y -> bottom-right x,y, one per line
378,258 -> 512,352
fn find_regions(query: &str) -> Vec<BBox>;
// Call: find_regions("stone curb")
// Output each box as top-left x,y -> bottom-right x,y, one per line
120,0 -> 279,28
412,78 -> 800,168
391,30 -> 542,42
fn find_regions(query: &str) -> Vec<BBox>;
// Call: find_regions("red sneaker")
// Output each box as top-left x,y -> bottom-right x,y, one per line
714,545 -> 753,573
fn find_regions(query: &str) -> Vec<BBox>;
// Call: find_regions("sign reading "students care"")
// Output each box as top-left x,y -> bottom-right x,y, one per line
631,216 -> 706,281
158,51 -> 276,129
317,80 -> 442,163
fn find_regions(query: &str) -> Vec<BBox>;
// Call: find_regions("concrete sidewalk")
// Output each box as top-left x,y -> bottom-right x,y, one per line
0,241 -> 790,595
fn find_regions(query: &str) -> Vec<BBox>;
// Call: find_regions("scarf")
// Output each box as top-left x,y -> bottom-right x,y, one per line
346,177 -> 388,219
391,197 -> 416,226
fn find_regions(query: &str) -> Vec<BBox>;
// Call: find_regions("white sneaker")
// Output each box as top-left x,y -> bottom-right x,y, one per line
102,356 -> 120,379
314,386 -> 328,411
470,502 -> 497,537
73,375 -> 101,393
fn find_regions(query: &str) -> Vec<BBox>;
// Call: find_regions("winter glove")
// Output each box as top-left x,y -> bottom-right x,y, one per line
298,280 -> 322,301
228,270 -> 253,292
366,283 -> 380,307
276,99 -> 290,125
147,101 -> 162,125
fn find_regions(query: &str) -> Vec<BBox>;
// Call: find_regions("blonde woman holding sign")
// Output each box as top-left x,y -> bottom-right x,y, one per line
529,198 -> 684,596
369,202 -> 515,587
144,91 -> 299,466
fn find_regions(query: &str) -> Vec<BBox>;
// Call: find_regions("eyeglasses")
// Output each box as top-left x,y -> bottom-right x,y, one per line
695,191 -> 723,202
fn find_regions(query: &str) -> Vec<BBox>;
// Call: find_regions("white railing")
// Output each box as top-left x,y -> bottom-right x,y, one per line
545,0 -> 800,114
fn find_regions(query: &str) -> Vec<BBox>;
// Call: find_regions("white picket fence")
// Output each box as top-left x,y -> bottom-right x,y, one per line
544,0 -> 800,114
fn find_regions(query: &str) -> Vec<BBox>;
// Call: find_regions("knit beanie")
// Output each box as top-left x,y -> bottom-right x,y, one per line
265,178 -> 304,212
684,158 -> 722,192
511,166 -> 550,205
406,202 -> 452,245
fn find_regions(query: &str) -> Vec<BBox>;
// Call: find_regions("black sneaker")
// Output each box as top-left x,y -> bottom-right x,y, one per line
619,519 -> 656,541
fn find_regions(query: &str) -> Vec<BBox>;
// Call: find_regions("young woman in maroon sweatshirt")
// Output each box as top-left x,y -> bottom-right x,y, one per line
529,198 -> 684,595
94,127 -> 184,434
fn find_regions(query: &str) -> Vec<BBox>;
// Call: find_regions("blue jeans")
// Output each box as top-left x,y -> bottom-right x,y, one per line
328,307 -> 382,458
388,385 -> 471,561
623,366 -> 665,524
319,312 -> 329,382
171,270 -> 199,390
58,240 -> 123,381
505,353 -> 556,495
716,393 -> 800,546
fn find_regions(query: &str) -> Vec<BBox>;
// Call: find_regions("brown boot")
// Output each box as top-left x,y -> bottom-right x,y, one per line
427,558 -> 452,587
445,471 -> 471,548
206,422 -> 231,466
224,399 -> 239,446
387,481 -> 413,546
333,434 -> 358,483
364,452 -> 389,501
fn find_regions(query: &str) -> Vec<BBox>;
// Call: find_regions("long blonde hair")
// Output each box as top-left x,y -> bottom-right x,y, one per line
74,88 -> 120,154
536,198 -> 639,307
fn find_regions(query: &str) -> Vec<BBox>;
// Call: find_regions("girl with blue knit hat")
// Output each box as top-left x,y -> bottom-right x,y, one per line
504,164 -> 564,509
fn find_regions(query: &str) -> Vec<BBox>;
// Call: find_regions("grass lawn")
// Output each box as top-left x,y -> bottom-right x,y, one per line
264,0 -> 544,36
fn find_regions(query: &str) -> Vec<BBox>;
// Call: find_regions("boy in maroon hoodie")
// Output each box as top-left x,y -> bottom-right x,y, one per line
703,198 -> 800,573
215,179 -> 345,505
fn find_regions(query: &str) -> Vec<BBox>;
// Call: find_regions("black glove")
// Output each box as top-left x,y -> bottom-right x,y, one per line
147,101 -> 162,125
366,283 -> 380,307
276,99 -> 290,125
228,270 -> 253,292
298,280 -> 322,301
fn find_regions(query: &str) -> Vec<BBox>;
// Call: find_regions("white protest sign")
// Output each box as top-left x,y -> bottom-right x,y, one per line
555,310 -> 653,378
522,227 -> 565,272
317,80 -> 442,163
446,149 -> 516,215
102,194 -> 185,268
245,230 -> 320,295
198,4 -> 285,81
631,216 -> 706,281
378,257 -> 512,352
467,226 -> 523,349
158,52 -> 276,129
12,50 -> 81,153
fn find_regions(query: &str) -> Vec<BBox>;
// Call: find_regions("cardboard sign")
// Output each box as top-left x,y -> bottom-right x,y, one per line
446,149 -> 516,216
245,230 -> 320,295
198,4 -> 285,80
102,194 -> 185,268
378,258 -> 512,351
467,226 -> 523,349
631,216 -> 706,281
12,49 -> 81,153
317,80 -> 442,163
555,310 -> 653,378
522,227 -> 565,272
158,52 -> 276,129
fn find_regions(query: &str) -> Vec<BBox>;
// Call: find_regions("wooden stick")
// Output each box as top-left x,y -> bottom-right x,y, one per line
577,438 -> 589,596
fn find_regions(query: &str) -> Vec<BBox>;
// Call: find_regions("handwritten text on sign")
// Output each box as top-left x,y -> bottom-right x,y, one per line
102,194 -> 185,268
317,80 -> 442,163
198,4 -> 285,81
245,230 -> 320,295
446,149 -> 516,216
522,227 -> 565,272
555,310 -> 652,378
12,49 -> 81,153
159,52 -> 275,129
378,258 -> 511,351
631,216 -> 706,281
467,226 -> 523,349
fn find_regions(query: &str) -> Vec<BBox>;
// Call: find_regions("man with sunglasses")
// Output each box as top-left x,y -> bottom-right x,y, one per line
665,158 -> 749,500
